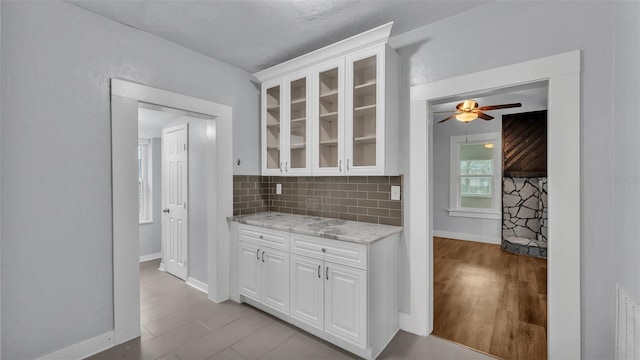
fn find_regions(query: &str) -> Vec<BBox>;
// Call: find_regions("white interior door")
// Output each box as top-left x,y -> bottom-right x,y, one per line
162,123 -> 189,280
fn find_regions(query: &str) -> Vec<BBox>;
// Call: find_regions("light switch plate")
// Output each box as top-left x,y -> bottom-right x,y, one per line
276,183 -> 282,195
391,186 -> 401,201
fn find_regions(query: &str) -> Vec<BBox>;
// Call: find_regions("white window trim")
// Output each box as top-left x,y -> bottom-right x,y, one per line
448,132 -> 501,219
138,138 -> 153,224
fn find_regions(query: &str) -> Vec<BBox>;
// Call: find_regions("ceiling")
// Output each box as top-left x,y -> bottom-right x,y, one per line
68,0 -> 491,74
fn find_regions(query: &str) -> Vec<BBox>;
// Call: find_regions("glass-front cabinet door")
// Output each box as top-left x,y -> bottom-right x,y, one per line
262,79 -> 284,175
313,59 -> 345,175
346,45 -> 384,175
286,70 -> 312,175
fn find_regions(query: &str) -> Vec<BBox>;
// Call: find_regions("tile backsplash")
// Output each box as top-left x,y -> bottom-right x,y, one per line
233,176 -> 403,226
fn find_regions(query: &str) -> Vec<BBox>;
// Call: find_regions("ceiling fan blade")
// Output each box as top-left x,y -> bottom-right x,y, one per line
433,110 -> 456,114
437,114 -> 457,123
477,111 -> 494,120
478,102 -> 522,111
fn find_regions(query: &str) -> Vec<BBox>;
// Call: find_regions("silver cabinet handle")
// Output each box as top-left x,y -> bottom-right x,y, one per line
256,249 -> 260,260
339,160 -> 342,172
261,251 -> 265,262
347,158 -> 350,171
285,161 -> 288,172
318,265 -> 321,278
162,208 -> 170,213
280,162 -> 283,173
326,266 -> 329,280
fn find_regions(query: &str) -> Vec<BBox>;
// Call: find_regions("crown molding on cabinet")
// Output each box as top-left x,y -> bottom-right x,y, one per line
252,22 -> 393,82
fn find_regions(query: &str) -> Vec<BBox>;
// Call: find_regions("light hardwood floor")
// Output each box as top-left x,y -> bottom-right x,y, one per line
89,258 -> 493,360
432,237 -> 547,360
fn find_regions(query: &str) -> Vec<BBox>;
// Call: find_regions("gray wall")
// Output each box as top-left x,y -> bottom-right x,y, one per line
139,138 -> 162,258
432,93 -> 546,241
432,117 -> 501,239
0,1 -> 258,358
165,117 -> 209,283
614,2 -> 640,311
391,2 -> 623,358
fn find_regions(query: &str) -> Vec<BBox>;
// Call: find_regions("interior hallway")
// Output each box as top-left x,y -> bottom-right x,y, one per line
433,237 -> 547,360
89,259 -> 493,360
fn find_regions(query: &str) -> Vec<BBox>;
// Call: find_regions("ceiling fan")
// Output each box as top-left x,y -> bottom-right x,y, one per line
435,100 -> 522,123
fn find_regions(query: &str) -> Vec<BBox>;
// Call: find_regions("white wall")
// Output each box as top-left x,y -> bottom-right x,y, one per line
0,1 -> 257,358
139,138 -> 161,258
613,2 -> 640,306
432,91 -> 547,242
391,2 -> 617,358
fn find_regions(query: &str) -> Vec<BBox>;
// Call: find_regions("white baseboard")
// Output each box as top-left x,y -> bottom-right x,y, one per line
187,277 -> 208,294
433,230 -> 500,245
139,252 -> 161,262
36,330 -> 114,360
158,262 -> 166,271
399,312 -> 426,336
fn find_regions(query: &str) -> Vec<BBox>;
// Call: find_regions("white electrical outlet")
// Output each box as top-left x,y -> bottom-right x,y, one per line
276,183 -> 282,195
391,186 -> 401,201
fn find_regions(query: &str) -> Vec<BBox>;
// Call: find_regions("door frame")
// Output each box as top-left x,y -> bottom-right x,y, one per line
110,78 -> 233,344
406,50 -> 581,358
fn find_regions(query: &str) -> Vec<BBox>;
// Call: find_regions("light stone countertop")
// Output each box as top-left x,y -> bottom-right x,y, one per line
228,212 -> 402,244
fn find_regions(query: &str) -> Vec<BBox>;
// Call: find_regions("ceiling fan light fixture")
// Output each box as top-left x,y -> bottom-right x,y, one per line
455,112 -> 478,122
460,100 -> 477,111
484,143 -> 494,149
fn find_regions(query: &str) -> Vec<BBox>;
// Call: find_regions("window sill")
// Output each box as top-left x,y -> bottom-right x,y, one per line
447,209 -> 501,220
139,220 -> 154,225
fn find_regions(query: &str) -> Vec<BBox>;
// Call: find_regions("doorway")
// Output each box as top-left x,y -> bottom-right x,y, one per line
111,79 -> 233,345
430,85 -> 549,358
407,51 -> 581,358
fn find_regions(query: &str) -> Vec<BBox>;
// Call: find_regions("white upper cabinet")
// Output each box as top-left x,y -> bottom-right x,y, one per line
285,70 -> 313,175
262,78 -> 285,175
313,58 -> 345,175
255,22 -> 399,176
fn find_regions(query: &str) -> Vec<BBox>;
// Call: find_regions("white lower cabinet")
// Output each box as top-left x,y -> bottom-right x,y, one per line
324,262 -> 367,349
236,224 -> 398,360
261,248 -> 290,315
238,241 -> 261,302
238,239 -> 290,316
290,255 -> 324,331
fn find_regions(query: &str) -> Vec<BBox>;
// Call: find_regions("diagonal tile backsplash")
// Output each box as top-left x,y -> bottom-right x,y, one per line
233,175 -> 403,226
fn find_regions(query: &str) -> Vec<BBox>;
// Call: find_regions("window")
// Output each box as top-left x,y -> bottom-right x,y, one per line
449,132 -> 501,219
138,139 -> 153,224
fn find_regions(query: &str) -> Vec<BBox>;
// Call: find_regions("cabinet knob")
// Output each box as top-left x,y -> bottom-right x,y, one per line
322,248 -> 326,253
259,235 -> 263,239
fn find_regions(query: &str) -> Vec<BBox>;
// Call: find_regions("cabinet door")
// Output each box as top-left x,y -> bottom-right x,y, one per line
238,241 -> 261,302
285,70 -> 312,175
313,58 -> 345,175
261,248 -> 290,316
324,262 -> 367,349
290,255 -> 324,331
262,78 -> 286,175
345,44 -> 385,175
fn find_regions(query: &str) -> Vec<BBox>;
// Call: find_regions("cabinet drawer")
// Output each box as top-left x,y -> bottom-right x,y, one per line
240,225 -> 289,251
290,233 -> 367,270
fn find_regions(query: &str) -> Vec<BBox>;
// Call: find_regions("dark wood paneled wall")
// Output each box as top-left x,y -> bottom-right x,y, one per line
502,110 -> 547,177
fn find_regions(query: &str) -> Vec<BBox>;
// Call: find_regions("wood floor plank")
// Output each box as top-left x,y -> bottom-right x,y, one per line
433,237 -> 547,360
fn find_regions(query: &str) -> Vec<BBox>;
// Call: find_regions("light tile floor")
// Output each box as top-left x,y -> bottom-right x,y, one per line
88,259 -> 493,360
